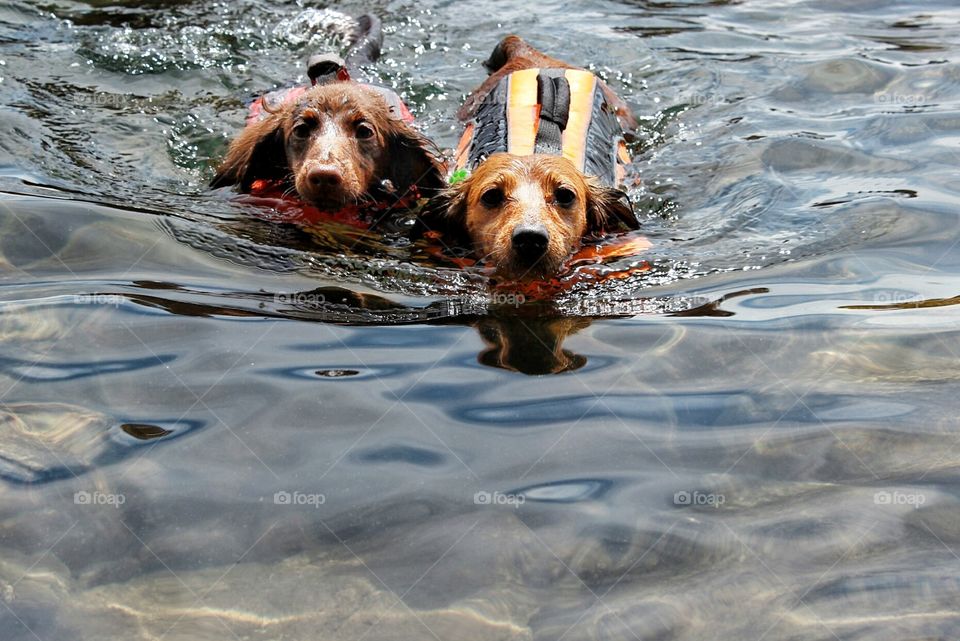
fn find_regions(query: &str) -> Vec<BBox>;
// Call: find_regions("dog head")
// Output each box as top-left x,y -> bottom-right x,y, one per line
212,83 -> 444,209
423,154 -> 637,281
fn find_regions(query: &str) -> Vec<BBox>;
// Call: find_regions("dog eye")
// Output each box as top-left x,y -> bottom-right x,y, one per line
554,187 -> 576,207
292,122 -> 313,139
479,188 -> 505,208
355,121 -> 375,139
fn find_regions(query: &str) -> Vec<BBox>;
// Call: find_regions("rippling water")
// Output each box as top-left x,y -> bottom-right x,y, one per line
3,0 -> 960,639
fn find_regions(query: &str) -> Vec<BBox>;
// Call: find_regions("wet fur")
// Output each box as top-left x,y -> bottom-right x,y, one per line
212,82 -> 444,208
425,154 -> 635,280
422,36 -> 639,281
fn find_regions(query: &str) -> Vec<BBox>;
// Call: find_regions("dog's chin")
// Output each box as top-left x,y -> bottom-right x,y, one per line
297,189 -> 353,211
491,253 -> 566,283
294,179 -> 365,211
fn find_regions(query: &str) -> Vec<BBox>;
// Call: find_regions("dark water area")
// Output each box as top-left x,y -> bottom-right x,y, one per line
3,0 -> 960,639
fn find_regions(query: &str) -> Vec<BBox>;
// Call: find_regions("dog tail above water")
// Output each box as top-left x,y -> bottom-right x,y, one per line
307,14 -> 383,84
345,14 -> 383,71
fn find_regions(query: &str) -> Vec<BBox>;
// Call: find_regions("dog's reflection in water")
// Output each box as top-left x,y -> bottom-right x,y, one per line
262,286 -> 590,375
270,288 -> 590,375
269,290 -> 593,375
128,282 -> 592,376
476,313 -> 590,375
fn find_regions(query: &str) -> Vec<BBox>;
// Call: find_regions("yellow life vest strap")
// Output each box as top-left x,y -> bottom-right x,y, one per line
456,68 -> 627,187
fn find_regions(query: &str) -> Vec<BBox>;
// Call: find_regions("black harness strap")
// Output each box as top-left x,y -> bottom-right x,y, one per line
467,78 -> 511,167
461,68 -> 628,189
534,72 -> 570,155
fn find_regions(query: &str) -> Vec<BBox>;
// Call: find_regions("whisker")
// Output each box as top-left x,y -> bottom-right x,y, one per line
356,190 -> 378,206
473,248 -> 499,265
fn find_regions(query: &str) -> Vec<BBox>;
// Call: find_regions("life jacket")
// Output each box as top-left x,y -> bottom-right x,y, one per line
454,68 -> 632,186
235,179 -> 421,230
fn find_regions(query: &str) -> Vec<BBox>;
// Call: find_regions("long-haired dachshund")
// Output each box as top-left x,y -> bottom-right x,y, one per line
211,15 -> 445,211
422,36 -> 641,281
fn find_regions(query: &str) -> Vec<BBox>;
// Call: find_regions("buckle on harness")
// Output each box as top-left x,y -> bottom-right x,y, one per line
307,54 -> 351,85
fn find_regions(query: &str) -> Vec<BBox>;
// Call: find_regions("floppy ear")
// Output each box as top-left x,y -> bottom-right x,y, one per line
210,115 -> 288,191
414,181 -> 471,248
382,121 -> 447,198
586,179 -> 639,234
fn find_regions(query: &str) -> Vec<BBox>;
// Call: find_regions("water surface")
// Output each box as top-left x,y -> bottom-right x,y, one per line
2,0 -> 960,639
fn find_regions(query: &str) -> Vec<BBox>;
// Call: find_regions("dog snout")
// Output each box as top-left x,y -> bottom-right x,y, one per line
511,225 -> 550,263
307,165 -> 343,190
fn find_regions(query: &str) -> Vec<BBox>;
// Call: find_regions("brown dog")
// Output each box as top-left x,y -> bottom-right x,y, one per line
211,81 -> 445,210
422,36 -> 641,281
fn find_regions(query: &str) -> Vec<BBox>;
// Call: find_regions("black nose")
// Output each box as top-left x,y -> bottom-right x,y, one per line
308,166 -> 342,189
511,226 -> 549,263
